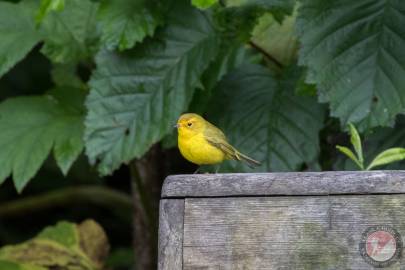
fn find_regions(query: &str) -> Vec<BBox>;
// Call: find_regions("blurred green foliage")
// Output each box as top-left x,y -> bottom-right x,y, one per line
0,220 -> 109,270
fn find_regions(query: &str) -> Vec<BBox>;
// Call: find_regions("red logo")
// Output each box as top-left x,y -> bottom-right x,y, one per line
360,225 -> 402,267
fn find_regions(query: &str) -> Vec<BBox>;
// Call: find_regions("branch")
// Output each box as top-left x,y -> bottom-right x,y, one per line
0,186 -> 132,218
249,41 -> 284,69
129,144 -> 165,270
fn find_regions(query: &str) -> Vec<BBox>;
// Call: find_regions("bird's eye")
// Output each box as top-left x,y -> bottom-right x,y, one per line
187,122 -> 193,127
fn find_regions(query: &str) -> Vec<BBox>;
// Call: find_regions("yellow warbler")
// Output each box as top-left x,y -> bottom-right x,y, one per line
175,113 -> 260,167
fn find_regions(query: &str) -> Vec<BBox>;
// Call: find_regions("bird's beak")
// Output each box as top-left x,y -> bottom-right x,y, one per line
173,124 -> 179,129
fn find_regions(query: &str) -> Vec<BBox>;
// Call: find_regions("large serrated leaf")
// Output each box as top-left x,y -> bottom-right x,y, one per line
0,87 -> 86,192
98,0 -> 162,51
40,0 -> 99,63
85,1 -> 220,175
297,0 -> 405,130
209,64 -> 325,172
0,1 -> 41,78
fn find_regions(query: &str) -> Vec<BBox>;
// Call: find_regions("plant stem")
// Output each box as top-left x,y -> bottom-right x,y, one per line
0,186 -> 132,218
249,41 -> 284,69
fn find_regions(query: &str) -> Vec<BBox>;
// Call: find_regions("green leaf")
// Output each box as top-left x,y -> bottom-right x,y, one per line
192,0 -> 218,9
208,64 -> 325,172
348,123 -> 363,164
106,248 -> 134,269
0,220 -> 109,270
189,44 -> 256,114
161,132 -> 177,150
40,0 -> 99,63
0,1 -> 41,78
295,70 -> 317,96
251,10 -> 298,66
227,0 -> 295,22
98,0 -> 163,51
0,260 -> 45,270
297,0 -> 405,130
336,115 -> 405,170
336,145 -> 363,170
214,0 -> 295,43
37,221 -> 78,248
85,1 -> 220,175
36,0 -> 65,25
213,7 -> 261,42
202,45 -> 256,91
51,63 -> 86,89
0,87 -> 86,191
367,147 -> 405,170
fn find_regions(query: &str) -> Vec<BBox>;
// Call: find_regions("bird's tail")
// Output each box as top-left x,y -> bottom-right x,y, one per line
236,151 -> 261,168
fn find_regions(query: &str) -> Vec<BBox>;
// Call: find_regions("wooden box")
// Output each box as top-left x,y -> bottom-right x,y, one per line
158,171 -> 405,269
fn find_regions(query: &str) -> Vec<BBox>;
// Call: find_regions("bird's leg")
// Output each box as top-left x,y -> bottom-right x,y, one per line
193,166 -> 201,174
214,164 -> 221,174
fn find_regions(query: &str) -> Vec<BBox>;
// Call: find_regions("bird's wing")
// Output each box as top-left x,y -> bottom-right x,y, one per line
204,122 -> 261,167
203,122 -> 237,159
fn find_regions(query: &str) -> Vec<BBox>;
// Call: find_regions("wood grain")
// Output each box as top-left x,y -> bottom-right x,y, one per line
162,171 -> 405,198
183,196 -> 405,270
158,199 -> 184,270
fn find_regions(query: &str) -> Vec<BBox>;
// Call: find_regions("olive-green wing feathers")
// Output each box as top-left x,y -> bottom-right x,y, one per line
203,122 -> 260,167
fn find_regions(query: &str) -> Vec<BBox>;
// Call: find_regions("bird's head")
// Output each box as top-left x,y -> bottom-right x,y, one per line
176,113 -> 205,137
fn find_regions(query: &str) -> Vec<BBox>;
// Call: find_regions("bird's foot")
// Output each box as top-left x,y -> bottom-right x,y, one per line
193,166 -> 201,174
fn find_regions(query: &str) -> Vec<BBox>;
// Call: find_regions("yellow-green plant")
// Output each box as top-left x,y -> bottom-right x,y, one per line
337,124 -> 405,170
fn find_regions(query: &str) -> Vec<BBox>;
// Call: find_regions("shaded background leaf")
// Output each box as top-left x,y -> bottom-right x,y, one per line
214,0 -> 295,43
189,44 -> 258,114
36,0 -> 65,25
226,0 -> 295,22
251,9 -> 298,66
51,63 -> 85,89
209,64 -> 325,172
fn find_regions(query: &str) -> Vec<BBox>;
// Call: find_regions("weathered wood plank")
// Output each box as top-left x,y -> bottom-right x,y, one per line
183,196 -> 405,269
162,171 -> 405,198
158,199 -> 184,270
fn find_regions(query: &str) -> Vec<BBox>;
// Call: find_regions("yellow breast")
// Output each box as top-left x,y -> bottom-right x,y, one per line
178,132 -> 225,165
